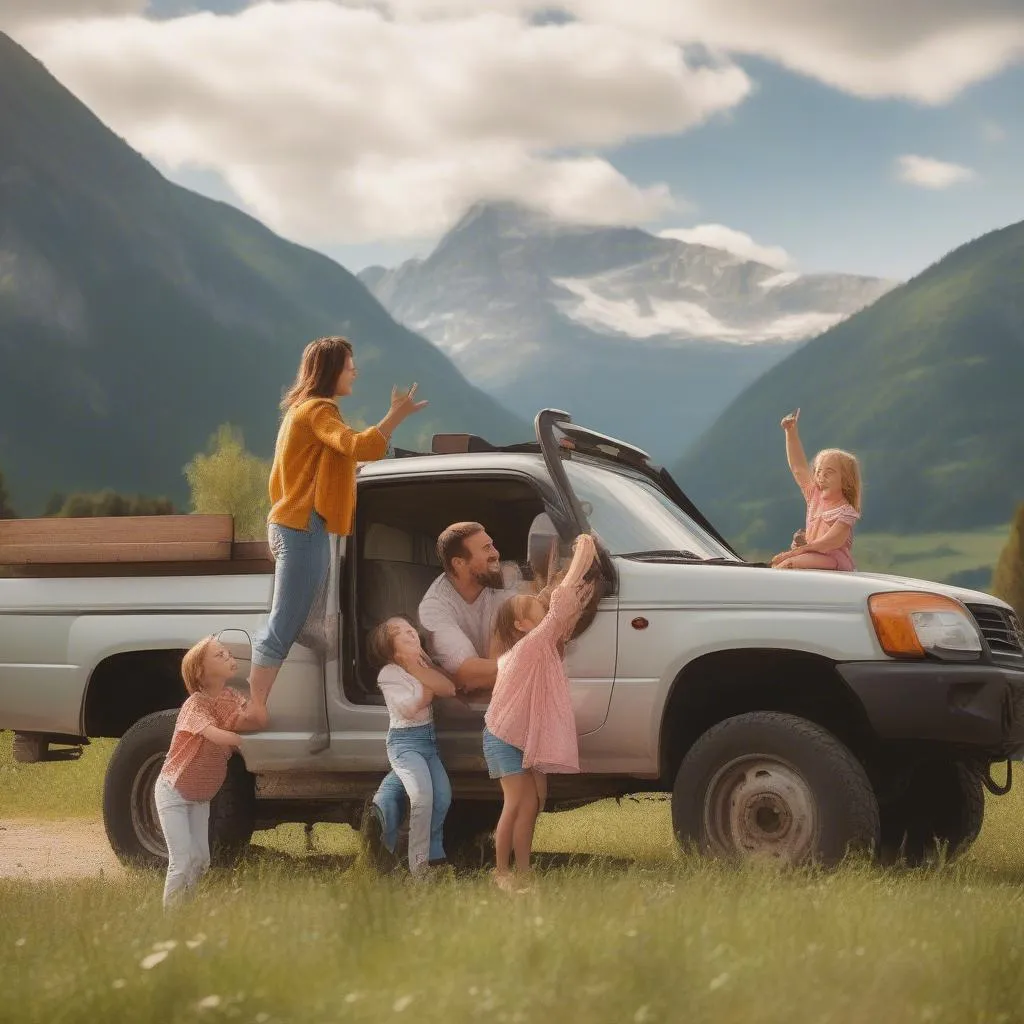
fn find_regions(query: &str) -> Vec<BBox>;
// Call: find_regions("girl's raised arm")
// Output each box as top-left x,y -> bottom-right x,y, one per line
558,533 -> 598,593
781,408 -> 813,496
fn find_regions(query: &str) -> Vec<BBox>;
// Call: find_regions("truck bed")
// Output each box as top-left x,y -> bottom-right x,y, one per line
0,515 -> 273,578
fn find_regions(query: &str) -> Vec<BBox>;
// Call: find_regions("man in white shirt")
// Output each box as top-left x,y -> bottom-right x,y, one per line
365,521 -> 520,865
418,521 -> 522,692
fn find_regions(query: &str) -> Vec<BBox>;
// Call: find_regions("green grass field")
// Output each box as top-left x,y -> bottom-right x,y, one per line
3,733 -> 1024,1023
746,525 -> 1009,589
854,526 -> 1009,589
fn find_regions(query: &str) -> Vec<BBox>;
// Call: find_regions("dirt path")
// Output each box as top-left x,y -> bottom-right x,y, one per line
0,819 -> 123,880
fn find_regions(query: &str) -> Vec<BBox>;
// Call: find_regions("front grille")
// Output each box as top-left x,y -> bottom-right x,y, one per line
967,604 -> 1024,658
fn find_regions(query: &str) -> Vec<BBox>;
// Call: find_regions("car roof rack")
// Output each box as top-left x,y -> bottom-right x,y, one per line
397,416 -> 738,558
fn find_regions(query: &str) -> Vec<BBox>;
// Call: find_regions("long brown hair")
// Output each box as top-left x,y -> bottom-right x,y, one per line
280,336 -> 353,413
492,595 -> 530,657
366,615 -> 422,669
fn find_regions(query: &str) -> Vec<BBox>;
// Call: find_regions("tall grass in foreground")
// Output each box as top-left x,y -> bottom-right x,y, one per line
3,858 -> 1024,1024
4,726 -> 1024,1023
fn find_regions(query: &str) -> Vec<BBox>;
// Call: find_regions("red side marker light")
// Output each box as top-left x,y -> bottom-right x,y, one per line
631,617 -> 649,630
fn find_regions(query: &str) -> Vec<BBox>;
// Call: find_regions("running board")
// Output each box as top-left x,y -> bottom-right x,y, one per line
12,732 -> 88,763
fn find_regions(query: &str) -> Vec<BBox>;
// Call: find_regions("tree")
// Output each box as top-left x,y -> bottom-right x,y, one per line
992,502 -> 1024,620
0,468 -> 16,519
51,490 -> 175,517
43,492 -> 67,516
184,424 -> 270,541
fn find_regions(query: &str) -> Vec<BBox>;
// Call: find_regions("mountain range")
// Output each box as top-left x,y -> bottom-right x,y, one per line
675,219 -> 1024,549
359,202 -> 895,462
3,27 -> 1020,553
0,32 -> 525,515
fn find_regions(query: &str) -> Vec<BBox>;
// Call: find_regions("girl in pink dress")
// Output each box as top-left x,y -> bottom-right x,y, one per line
484,533 -> 598,889
772,408 -> 863,571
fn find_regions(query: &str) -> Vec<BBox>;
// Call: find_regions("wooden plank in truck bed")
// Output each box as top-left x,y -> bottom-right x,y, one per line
0,515 -> 234,565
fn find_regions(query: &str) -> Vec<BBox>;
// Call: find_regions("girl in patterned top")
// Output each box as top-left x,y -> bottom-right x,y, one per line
484,533 -> 597,890
772,408 -> 863,571
156,636 -> 264,909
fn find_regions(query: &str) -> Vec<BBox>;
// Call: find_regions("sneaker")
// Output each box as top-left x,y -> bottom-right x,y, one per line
359,801 -> 393,873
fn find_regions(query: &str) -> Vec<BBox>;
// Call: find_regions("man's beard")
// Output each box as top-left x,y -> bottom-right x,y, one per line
474,565 -> 505,589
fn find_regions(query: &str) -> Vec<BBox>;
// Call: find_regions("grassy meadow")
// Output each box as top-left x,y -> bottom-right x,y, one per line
3,733 -> 1024,1023
746,525 -> 1008,590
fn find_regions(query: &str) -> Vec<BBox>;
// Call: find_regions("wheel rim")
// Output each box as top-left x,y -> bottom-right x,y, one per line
704,755 -> 819,864
131,753 -> 168,859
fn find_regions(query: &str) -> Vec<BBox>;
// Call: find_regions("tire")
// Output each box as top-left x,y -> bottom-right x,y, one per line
672,712 -> 880,867
102,709 -> 255,869
444,801 -> 501,869
879,760 -> 984,865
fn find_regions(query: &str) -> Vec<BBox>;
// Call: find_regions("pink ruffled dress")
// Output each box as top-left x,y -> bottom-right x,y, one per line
803,484 -> 860,571
484,582 -> 587,774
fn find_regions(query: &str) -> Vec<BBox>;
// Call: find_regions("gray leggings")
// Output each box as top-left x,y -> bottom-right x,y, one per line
155,776 -> 210,909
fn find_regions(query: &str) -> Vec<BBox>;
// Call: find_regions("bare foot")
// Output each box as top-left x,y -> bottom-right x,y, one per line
493,871 -> 515,893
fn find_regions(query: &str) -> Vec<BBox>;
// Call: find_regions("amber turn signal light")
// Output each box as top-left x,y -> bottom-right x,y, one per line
868,592 -> 972,658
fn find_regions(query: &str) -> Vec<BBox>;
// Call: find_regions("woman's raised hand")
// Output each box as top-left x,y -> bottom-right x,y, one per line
390,383 -> 429,422
780,408 -> 800,432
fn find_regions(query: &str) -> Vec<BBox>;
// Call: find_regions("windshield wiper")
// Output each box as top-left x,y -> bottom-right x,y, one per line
618,549 -> 761,566
619,549 -> 704,561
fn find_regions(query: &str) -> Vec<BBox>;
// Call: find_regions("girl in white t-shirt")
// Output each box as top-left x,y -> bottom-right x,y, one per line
366,616 -> 457,874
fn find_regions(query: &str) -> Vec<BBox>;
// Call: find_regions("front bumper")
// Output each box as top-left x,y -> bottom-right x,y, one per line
837,659 -> 1024,756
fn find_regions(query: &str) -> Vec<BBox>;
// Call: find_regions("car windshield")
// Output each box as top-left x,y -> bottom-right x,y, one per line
563,460 -> 735,561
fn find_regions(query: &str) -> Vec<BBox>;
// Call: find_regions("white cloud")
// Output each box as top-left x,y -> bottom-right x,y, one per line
5,0 -> 1022,250
896,154 -> 977,189
335,1 -> 1024,104
11,2 -> 750,243
659,225 -> 794,269
0,0 -> 143,31
981,119 -> 1008,143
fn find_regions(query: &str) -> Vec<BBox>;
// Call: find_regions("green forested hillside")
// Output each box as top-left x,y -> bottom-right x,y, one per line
675,220 -> 1024,550
0,33 -> 525,514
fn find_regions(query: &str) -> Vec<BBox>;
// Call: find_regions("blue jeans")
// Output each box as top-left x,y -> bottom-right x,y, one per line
482,726 -> 525,778
380,724 -> 451,870
253,510 -> 330,668
373,770 -> 408,856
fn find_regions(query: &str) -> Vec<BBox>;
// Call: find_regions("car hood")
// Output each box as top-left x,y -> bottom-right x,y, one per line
614,558 -> 1011,611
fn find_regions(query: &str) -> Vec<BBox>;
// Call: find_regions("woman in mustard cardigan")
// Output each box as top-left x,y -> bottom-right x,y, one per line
248,336 -> 427,719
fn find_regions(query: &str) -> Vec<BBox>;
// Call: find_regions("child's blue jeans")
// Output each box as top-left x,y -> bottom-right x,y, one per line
380,724 -> 451,870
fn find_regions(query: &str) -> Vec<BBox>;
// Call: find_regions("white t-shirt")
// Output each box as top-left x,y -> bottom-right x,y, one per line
417,564 -> 521,674
377,663 -> 432,729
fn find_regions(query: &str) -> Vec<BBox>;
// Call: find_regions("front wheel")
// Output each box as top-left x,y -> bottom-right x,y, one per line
879,760 -> 984,865
102,709 -> 255,868
672,712 -> 880,867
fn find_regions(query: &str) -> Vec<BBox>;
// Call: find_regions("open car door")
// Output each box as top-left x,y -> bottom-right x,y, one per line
534,407 -> 740,561
534,409 -> 620,597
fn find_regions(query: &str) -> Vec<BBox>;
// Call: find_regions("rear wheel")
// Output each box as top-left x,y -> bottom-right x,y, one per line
879,760 -> 984,865
102,709 -> 255,868
444,801 -> 501,869
672,712 -> 880,867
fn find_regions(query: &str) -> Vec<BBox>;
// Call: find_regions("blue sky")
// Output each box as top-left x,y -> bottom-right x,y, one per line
614,57 -> 1024,279
8,1 -> 1022,282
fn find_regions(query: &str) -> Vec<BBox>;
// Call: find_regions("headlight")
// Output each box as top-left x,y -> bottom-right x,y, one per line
868,592 -> 982,659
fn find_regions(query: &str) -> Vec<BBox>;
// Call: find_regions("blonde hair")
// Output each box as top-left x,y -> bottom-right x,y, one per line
492,595 -> 534,657
813,448 -> 862,512
181,635 -> 217,695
